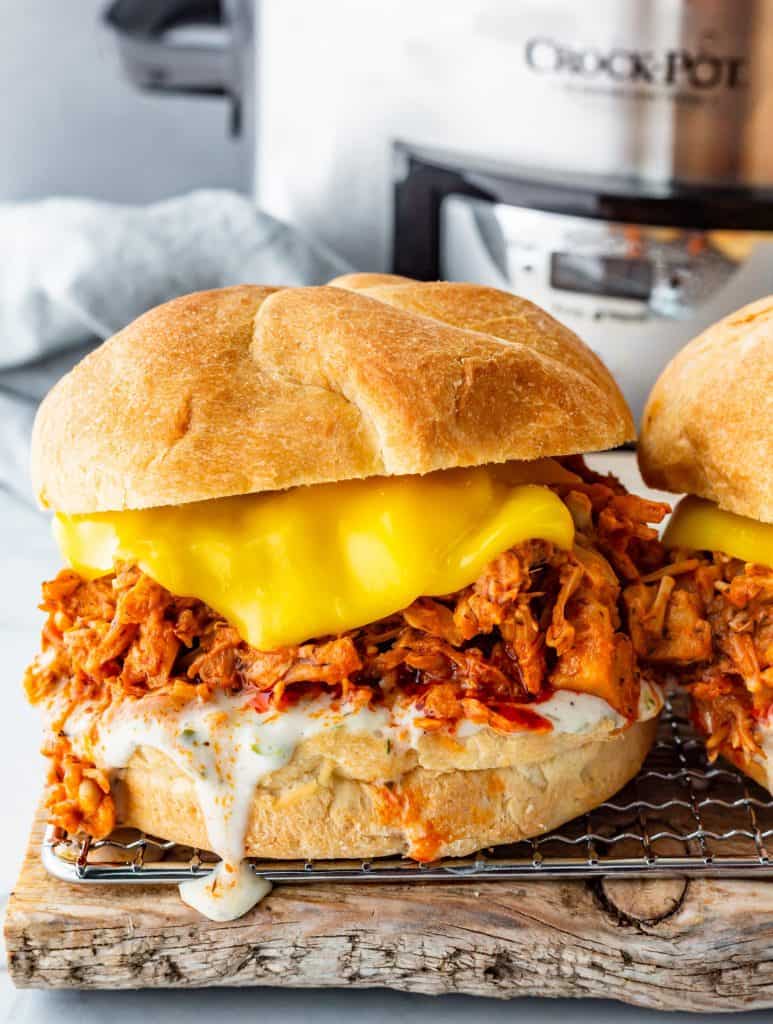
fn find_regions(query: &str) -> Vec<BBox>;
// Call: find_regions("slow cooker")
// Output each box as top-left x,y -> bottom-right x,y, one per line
105,0 -> 773,420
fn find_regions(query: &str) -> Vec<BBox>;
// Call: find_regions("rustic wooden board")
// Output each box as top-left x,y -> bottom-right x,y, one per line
5,809 -> 773,1010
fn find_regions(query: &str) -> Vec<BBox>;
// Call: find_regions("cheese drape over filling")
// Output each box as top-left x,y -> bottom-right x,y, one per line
28,457 -> 669,921
54,461 -> 576,651
664,496 -> 773,569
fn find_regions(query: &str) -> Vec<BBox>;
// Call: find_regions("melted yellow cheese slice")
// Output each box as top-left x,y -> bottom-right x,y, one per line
54,460 -> 576,651
664,496 -> 773,567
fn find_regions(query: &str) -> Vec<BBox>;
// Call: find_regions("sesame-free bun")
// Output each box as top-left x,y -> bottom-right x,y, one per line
32,276 -> 634,514
639,296 -> 773,523
115,714 -> 657,861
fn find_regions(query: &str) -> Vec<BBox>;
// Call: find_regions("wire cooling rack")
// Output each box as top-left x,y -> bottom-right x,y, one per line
42,690 -> 773,886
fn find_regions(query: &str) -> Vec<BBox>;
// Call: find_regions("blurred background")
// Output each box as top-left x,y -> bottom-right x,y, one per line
1,1 -> 245,201
5,0 -> 773,432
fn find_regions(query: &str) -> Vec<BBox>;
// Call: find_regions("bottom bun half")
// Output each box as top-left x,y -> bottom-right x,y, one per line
115,717 -> 658,861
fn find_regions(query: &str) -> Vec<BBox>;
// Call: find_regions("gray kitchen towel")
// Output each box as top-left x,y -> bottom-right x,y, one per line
0,189 -> 350,503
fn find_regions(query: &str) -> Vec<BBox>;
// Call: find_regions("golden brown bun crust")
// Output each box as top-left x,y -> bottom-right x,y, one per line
115,717 -> 657,860
33,275 -> 634,513
639,296 -> 773,523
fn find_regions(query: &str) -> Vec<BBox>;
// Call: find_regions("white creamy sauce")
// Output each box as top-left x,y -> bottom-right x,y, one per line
65,691 -> 391,864
179,860 -> 272,922
58,679 -> 663,922
534,689 -> 625,732
544,678 -> 662,733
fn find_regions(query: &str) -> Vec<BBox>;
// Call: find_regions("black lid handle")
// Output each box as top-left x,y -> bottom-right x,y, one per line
103,0 -> 244,136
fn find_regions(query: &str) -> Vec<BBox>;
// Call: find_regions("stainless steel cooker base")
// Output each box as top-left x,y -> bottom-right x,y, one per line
42,691 -> 773,886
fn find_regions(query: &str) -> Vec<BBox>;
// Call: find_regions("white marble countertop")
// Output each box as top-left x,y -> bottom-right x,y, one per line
0,454 -> 768,1022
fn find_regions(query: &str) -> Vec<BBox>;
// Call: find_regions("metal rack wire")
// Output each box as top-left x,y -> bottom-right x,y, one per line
42,691 -> 773,886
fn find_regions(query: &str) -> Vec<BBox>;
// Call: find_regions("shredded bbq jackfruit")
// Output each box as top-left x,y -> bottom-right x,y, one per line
624,554 -> 773,769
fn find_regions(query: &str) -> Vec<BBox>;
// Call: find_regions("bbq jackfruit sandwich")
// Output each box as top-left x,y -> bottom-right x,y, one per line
634,296 -> 772,790
26,274 -> 666,919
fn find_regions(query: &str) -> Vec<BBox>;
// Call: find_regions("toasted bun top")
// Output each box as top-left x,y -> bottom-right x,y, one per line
32,275 -> 634,513
639,296 -> 773,523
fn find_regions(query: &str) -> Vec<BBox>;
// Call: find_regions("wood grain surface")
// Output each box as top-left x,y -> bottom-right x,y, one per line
5,811 -> 773,1010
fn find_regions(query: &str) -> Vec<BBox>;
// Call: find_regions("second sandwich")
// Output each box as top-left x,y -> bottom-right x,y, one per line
635,296 -> 772,790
